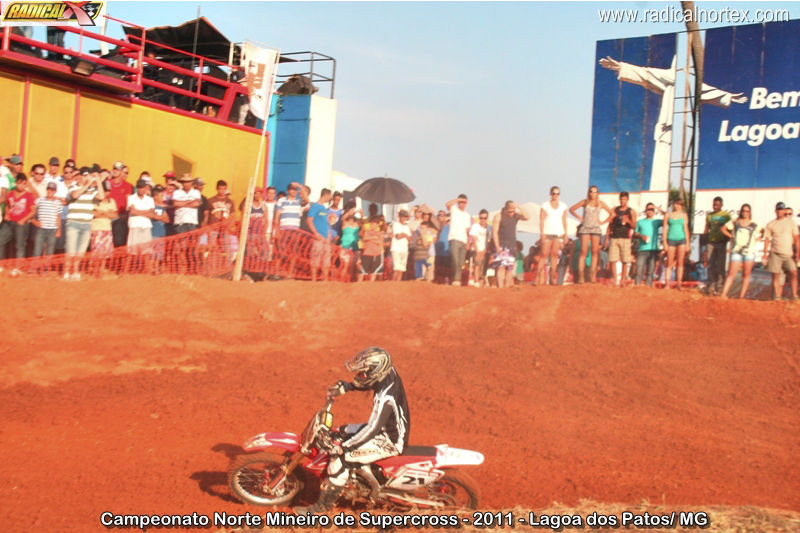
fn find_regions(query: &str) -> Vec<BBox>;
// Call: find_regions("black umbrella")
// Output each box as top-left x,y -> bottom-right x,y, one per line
353,177 -> 415,204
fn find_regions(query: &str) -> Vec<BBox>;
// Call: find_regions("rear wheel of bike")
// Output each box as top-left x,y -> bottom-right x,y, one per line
426,470 -> 480,509
228,452 -> 303,506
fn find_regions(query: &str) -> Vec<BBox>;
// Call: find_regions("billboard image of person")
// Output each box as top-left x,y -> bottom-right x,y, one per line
589,34 -> 678,198
590,33 -> 749,217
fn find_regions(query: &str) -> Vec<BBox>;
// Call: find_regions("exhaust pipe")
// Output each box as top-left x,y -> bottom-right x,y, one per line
379,490 -> 446,508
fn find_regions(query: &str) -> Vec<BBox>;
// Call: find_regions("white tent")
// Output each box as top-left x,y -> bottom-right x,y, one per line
487,202 -> 581,237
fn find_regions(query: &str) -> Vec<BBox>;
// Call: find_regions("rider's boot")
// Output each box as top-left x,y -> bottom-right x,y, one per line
294,481 -> 344,514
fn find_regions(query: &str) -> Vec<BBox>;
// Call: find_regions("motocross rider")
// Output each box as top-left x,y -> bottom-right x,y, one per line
296,347 -> 410,514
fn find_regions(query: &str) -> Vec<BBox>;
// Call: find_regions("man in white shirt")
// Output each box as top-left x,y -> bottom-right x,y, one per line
125,179 -> 157,271
127,179 -> 156,248
445,194 -> 471,286
468,209 -> 490,287
28,163 -> 51,198
172,173 -> 201,233
263,186 -> 278,274
390,209 -> 412,281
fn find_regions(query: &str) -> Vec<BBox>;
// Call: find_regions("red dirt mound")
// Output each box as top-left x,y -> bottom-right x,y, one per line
0,277 -> 798,532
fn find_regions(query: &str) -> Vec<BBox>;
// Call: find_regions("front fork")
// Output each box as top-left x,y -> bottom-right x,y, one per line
265,451 -> 304,493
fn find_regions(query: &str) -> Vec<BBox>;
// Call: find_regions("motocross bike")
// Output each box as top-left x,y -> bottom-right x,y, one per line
228,398 -> 484,510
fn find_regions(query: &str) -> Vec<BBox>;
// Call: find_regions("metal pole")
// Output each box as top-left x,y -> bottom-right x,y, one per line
678,31 -> 692,203
191,6 -> 201,58
99,11 -> 109,56
330,57 -> 336,99
682,0 -> 704,233
232,117 -> 269,281
233,47 -> 280,281
190,6 -> 201,96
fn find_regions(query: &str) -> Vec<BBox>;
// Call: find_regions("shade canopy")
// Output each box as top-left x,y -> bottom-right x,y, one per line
123,17 -> 235,62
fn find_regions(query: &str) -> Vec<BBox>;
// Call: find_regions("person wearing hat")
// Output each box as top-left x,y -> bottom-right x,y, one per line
2,155 -> 23,188
763,202 -> 799,300
172,173 -> 201,233
45,157 -> 62,182
137,171 -> 154,196
32,181 -> 63,257
126,178 -> 156,266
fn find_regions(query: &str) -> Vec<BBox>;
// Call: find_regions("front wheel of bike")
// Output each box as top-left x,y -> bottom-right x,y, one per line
228,452 -> 303,506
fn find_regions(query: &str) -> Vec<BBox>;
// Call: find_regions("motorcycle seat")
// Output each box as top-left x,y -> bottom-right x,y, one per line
400,445 -> 437,456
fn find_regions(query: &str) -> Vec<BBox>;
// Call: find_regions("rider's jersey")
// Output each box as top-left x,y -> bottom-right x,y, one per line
343,369 -> 409,452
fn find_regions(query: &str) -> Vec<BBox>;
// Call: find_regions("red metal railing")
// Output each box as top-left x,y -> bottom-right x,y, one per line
0,15 -> 249,123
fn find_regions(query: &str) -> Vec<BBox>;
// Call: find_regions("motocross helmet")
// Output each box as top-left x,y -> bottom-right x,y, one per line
347,347 -> 393,388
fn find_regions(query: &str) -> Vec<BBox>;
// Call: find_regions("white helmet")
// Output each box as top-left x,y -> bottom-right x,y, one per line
346,347 -> 393,388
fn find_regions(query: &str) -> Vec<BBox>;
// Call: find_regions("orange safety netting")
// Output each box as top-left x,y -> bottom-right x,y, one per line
0,222 -> 355,281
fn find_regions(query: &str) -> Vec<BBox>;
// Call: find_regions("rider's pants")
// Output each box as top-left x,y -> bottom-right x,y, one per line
327,431 -> 400,487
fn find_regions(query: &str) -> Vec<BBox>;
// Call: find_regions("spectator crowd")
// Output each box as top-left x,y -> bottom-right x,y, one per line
1,153 -> 798,300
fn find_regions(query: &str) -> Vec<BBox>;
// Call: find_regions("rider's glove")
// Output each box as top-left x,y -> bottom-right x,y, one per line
327,380 -> 352,400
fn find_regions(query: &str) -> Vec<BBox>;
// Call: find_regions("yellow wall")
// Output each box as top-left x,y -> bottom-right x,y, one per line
26,80 -> 74,167
0,71 -> 26,160
2,71 -> 265,196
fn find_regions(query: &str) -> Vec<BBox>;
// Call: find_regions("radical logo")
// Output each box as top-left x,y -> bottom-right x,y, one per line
1,1 -> 104,26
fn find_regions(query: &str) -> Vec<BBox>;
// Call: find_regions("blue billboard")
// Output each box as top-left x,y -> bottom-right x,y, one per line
698,20 -> 800,189
589,33 -> 677,194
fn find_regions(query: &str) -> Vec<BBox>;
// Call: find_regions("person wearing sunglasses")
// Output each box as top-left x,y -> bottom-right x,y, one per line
468,209 -> 491,287
569,185 -> 613,283
539,186 -> 569,285
719,204 -> 762,299
632,202 -> 664,287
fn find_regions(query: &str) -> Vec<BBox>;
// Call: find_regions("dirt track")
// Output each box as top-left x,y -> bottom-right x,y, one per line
0,277 -> 798,531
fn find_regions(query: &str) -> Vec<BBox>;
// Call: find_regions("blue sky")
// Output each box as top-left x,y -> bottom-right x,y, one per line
105,1 -> 797,214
